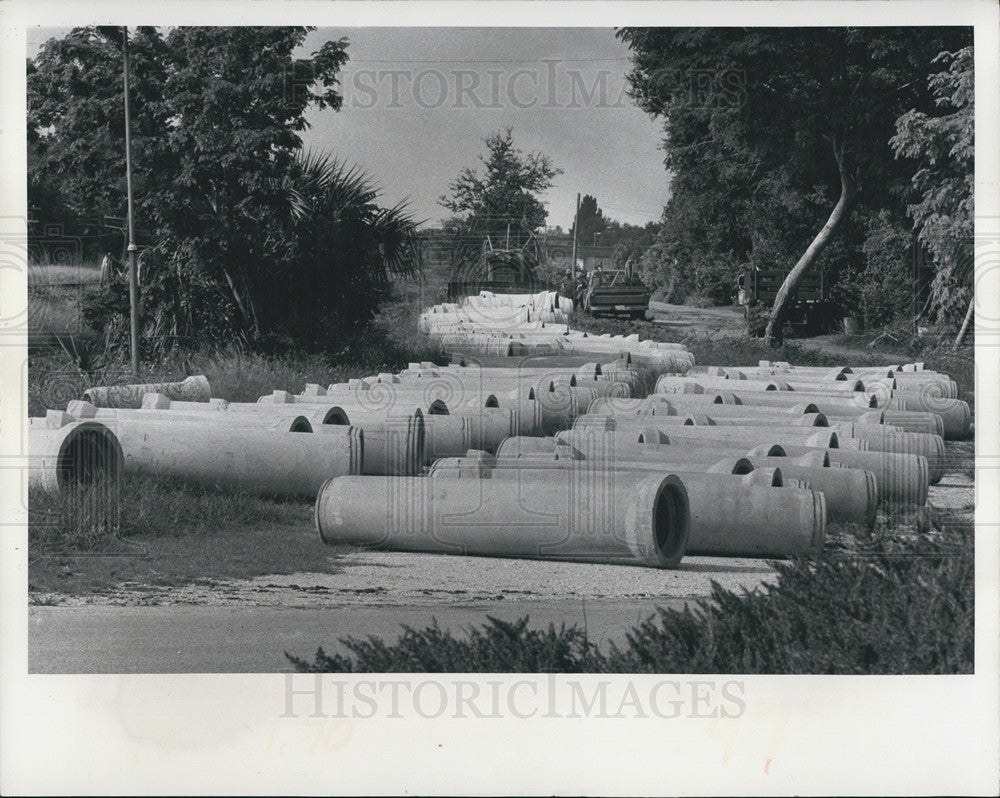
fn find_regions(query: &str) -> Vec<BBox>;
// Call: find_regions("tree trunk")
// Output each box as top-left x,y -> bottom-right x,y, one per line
764,138 -> 857,346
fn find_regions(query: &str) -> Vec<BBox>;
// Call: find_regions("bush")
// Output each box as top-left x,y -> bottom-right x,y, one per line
288,519 -> 973,674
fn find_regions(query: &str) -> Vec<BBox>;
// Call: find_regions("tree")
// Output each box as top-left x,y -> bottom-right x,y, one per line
440,127 -> 562,249
891,47 -> 974,326
617,27 -> 971,342
572,195 -> 608,246
28,26 -> 416,352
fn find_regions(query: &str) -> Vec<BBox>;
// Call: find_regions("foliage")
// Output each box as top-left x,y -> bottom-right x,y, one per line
289,517 -> 973,674
891,47 -> 975,326
28,26 -> 417,353
616,28 -> 973,335
287,616 -> 605,673
439,127 -> 562,259
571,194 -> 608,245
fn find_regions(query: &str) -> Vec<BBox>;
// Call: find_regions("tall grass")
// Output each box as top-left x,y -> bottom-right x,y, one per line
29,473 -> 295,557
288,517 -> 974,674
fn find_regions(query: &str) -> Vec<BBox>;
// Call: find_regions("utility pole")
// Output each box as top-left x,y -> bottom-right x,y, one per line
123,27 -> 140,374
570,192 -> 580,291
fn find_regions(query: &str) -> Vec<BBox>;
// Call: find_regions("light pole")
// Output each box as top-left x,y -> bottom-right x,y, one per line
122,27 -> 140,374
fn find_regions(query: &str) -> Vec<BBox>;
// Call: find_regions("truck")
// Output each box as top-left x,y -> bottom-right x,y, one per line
737,265 -> 834,335
580,266 -> 650,319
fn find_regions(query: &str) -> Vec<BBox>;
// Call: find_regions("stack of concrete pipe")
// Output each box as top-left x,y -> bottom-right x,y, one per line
651,366 -> 970,441
420,289 -> 695,372
38,352 -> 958,570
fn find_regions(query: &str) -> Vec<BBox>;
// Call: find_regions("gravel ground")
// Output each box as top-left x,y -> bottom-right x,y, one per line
30,551 -> 778,608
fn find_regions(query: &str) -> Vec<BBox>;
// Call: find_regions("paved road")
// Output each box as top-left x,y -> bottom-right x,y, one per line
29,598 -> 694,673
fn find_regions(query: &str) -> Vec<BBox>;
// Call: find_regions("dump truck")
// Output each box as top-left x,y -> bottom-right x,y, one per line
737,265 -> 833,335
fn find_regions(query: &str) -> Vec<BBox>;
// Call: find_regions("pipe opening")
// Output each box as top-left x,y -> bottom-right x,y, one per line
428,399 -> 450,415
653,479 -> 689,566
58,428 -> 119,490
731,458 -> 754,475
765,444 -> 786,456
803,403 -> 819,413
484,395 -> 500,408
528,388 -> 535,400
770,468 -> 783,487
324,407 -> 350,425
289,417 -> 313,432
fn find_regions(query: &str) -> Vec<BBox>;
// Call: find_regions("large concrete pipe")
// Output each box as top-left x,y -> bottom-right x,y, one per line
65,399 -> 315,433
495,435 -> 581,459
888,375 -> 958,399
560,421 -> 844,453
315,473 -> 690,568
317,414 -> 422,476
718,455 -> 878,527
89,417 -> 363,498
641,397 -> 823,418
886,396 -> 970,440
429,454 -> 762,479
748,443 -> 929,505
82,375 -> 211,408
421,415 -> 473,464
656,375 -> 791,394
430,466 -> 824,559
550,431 -> 871,526
841,429 -> 946,481
666,392 -> 943,436
29,417 -> 124,494
672,391 -> 883,411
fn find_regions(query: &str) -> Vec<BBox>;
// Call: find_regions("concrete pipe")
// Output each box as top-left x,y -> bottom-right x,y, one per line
91,417 -> 363,498
28,417 -> 124,494
656,375 -> 791,393
642,397 -> 822,419
685,391 -> 883,411
575,412 -> 714,429
561,421 -> 843,452
870,411 -> 945,437
495,435 -> 577,459
889,376 -> 958,399
886,396 -> 970,440
459,408 -> 518,452
730,456 -> 877,527
749,443 -> 929,505
421,415 -> 473,465
65,399 -> 315,433
555,429 -> 786,464
843,430 -> 945,483
317,414 -> 422,477
442,466 -> 825,559
429,454 -> 761,479
82,375 -> 211,408
315,473 -> 690,568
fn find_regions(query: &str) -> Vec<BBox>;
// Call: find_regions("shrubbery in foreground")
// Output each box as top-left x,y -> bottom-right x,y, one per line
287,518 -> 973,675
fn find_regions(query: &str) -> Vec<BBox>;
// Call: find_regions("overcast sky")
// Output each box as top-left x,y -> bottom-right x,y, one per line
29,26 -> 672,230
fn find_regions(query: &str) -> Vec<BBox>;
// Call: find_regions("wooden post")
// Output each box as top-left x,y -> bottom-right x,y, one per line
123,27 -> 140,374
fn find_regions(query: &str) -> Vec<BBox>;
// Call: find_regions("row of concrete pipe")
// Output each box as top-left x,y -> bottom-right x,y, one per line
420,290 -> 696,370
29,355 -> 957,569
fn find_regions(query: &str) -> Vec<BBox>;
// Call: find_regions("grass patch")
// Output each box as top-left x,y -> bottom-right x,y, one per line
288,516 -> 973,674
28,474 -> 328,595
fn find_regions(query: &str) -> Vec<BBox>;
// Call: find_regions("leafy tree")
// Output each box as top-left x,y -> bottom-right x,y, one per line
440,127 -> 562,255
617,27 -> 972,342
28,26 -> 416,352
891,47 -> 974,326
571,194 -> 608,246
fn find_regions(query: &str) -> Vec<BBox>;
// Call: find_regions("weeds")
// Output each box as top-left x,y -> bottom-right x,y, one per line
288,517 -> 974,674
29,474 -> 295,558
